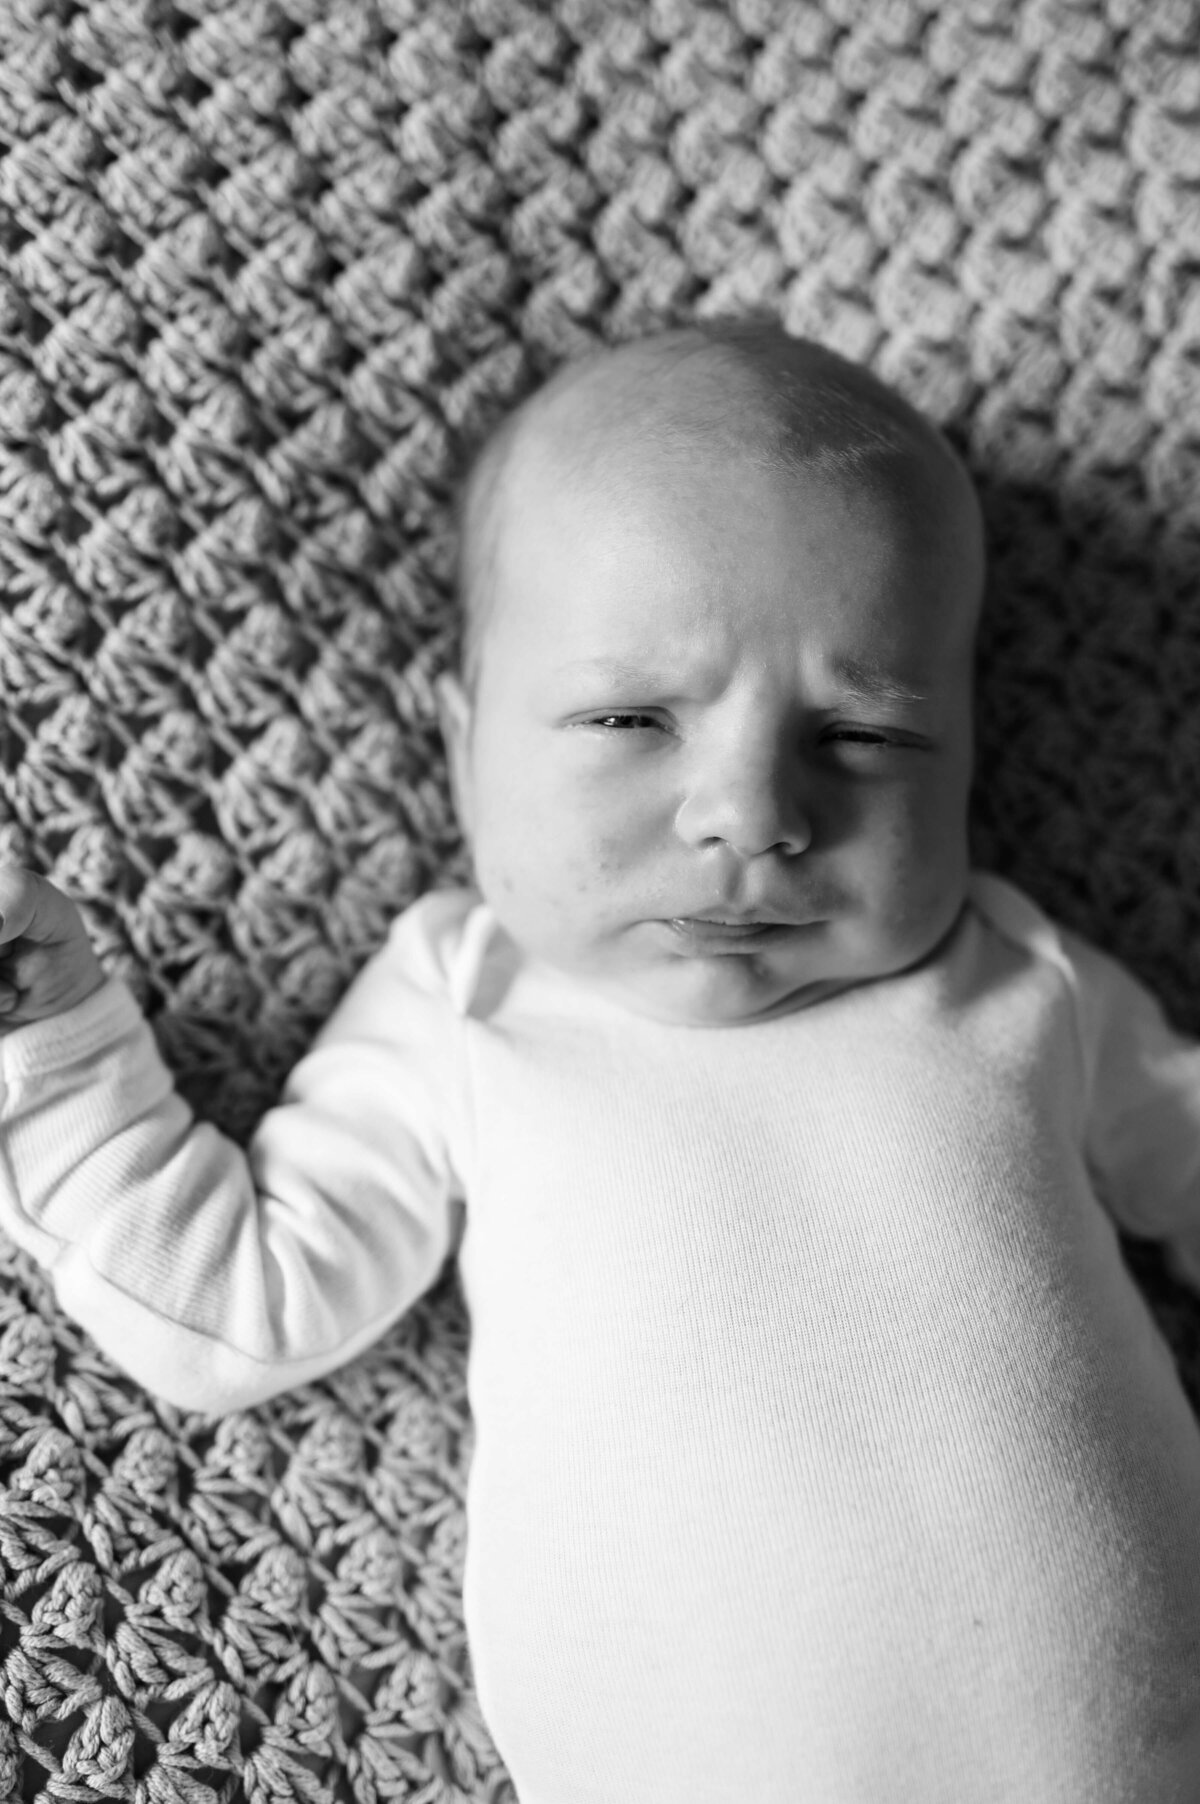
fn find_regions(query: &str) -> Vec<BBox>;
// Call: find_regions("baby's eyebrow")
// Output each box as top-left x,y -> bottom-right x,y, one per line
555,657 -> 669,688
557,655 -> 931,708
830,658 -> 931,706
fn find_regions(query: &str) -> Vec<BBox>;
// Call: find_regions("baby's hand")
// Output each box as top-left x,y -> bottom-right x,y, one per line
0,867 -> 107,1031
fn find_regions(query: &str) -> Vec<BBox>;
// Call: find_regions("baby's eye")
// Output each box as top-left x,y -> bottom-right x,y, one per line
819,726 -> 934,766
586,713 -> 660,731
822,727 -> 891,746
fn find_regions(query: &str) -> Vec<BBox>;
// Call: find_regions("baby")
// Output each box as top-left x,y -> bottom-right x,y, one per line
3,318 -> 1200,1803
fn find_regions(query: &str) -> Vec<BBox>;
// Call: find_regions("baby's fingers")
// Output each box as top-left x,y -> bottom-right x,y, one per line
0,871 -> 105,1026
0,866 -> 83,950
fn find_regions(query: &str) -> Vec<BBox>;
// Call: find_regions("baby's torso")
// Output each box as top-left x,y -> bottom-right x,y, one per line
449,891 -> 1200,1804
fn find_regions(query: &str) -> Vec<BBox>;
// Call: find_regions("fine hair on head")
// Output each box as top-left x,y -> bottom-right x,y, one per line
450,313 -> 972,706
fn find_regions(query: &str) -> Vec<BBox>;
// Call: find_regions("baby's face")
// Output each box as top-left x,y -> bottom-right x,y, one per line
438,434 -> 979,1027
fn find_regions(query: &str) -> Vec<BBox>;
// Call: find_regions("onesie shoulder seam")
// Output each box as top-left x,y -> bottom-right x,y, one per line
381,885 -> 484,1204
967,871 -> 1092,1093
384,885 -> 488,1009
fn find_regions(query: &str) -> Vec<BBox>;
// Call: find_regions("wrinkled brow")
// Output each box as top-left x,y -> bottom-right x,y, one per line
554,655 -> 932,706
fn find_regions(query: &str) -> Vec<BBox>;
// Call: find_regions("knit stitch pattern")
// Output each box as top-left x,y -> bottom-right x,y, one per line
2,0 -> 1200,1797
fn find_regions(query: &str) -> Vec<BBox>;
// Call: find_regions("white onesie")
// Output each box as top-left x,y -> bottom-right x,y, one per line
3,872 -> 1200,1803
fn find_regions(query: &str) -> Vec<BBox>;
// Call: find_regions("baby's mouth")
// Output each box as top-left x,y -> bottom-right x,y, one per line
662,917 -> 798,951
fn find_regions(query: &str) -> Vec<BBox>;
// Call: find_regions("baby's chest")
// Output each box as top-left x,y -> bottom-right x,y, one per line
457,1005 -> 1104,1419
467,1006 -> 1081,1283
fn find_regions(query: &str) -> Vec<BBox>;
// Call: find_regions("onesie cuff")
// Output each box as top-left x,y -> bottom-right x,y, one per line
0,978 -> 146,1085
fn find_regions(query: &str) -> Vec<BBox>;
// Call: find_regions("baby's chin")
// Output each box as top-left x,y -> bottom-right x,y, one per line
556,943 -> 868,1029
561,908 -> 970,1028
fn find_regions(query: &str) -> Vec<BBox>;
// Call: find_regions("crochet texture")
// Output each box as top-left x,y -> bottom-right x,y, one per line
2,0 -> 1200,1798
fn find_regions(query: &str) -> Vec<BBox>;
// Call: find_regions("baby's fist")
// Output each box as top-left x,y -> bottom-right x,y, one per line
0,867 -> 107,1031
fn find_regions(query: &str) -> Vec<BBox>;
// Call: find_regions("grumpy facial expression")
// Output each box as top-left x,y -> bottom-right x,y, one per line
437,411 -> 981,1028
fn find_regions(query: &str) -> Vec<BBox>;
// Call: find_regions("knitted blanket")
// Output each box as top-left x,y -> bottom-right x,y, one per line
2,1 -> 1199,1797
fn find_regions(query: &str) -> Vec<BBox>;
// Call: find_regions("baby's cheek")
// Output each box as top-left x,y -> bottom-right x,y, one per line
470,811 -> 538,906
579,822 -> 660,894
472,845 -> 516,908
888,811 -> 967,943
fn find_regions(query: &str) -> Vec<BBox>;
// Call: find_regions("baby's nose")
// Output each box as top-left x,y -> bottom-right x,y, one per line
672,742 -> 813,858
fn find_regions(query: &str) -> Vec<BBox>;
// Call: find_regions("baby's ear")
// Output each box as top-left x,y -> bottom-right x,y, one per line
434,670 -> 475,843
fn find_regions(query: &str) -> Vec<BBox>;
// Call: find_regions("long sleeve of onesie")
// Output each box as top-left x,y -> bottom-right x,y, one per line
0,891 -> 474,1413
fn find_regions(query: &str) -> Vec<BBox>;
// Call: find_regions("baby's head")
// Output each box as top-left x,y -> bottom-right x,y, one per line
436,319 -> 984,1027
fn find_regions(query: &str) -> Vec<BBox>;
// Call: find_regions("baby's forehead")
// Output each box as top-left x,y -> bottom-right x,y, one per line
459,329 -> 983,691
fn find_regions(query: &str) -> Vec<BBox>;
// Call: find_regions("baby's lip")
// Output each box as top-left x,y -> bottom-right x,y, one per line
661,917 -> 803,951
681,906 -> 798,925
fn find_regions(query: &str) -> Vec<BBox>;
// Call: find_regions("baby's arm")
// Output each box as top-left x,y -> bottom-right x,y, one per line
0,869 -> 464,1413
